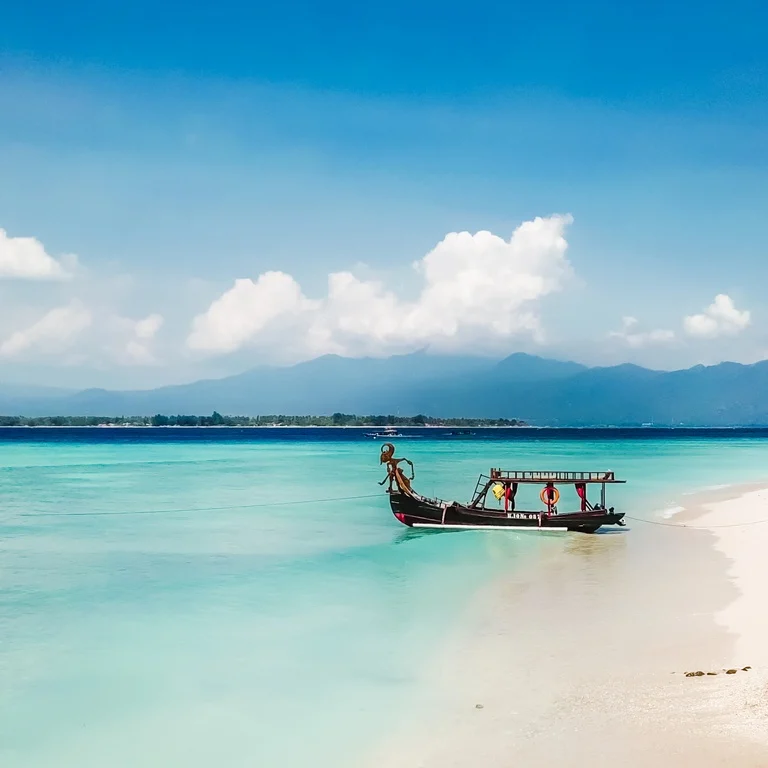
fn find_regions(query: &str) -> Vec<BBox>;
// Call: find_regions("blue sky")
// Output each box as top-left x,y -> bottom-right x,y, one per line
1,0 -> 767,388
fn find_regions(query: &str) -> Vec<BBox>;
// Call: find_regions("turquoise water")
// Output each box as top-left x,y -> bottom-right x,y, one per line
2,432 -> 768,767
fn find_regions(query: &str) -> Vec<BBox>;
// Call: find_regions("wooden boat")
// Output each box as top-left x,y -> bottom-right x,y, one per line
379,443 -> 625,533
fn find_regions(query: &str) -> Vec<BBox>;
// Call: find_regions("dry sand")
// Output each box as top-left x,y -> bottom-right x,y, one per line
368,484 -> 768,767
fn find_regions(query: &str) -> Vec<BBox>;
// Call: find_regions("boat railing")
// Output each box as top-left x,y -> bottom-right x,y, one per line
488,470 -> 623,483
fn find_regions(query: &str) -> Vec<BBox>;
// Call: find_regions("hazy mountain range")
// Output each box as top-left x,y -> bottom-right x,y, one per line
3,352 -> 768,426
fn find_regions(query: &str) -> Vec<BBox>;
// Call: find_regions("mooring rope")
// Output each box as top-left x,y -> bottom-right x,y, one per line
18,493 -> 382,518
15,497 -> 768,528
624,514 -> 768,529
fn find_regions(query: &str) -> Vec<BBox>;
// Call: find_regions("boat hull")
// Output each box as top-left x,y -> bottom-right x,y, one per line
389,491 -> 624,533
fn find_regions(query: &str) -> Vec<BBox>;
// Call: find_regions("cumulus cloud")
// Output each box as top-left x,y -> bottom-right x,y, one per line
0,228 -> 75,280
123,340 -> 155,365
187,214 -> 574,358
683,294 -> 751,338
0,224 -> 168,369
134,313 -> 164,340
609,316 -> 675,348
119,313 -> 165,365
0,301 -> 92,357
0,302 -> 165,366
188,272 -> 316,354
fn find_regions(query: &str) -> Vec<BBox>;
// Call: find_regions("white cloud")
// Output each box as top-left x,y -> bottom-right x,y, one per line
0,301 -> 92,357
0,302 -> 165,366
683,294 -> 751,338
134,313 -> 164,340
187,272 -> 316,354
0,224 -> 167,370
111,313 -> 166,366
187,214 -> 574,358
122,339 -> 155,365
609,316 -> 675,348
0,228 -> 75,280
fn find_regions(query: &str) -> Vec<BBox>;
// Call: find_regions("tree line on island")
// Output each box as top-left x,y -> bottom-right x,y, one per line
0,412 -> 526,428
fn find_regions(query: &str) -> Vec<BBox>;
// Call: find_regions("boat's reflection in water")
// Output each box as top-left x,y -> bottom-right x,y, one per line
392,525 -> 628,546
391,526 -> 452,545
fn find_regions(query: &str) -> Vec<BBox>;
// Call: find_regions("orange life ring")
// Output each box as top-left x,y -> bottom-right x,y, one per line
540,486 -> 560,505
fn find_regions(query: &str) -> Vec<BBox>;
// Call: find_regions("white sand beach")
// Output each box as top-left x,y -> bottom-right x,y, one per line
369,484 -> 768,767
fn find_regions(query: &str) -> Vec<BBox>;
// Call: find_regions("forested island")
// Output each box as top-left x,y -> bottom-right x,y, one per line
0,413 -> 526,428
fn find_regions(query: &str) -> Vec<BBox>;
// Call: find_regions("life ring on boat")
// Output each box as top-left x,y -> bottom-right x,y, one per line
540,486 -> 560,505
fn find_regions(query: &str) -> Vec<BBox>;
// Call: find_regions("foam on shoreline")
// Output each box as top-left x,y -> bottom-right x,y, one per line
659,503 -> 686,518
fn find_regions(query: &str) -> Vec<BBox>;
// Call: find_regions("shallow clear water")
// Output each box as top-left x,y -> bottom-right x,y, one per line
2,429 -> 768,767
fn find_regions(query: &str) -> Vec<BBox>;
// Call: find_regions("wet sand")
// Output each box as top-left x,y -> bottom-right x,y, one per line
369,483 -> 768,767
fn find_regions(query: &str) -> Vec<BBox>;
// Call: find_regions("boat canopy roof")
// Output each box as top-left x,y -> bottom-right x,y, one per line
488,469 -> 625,484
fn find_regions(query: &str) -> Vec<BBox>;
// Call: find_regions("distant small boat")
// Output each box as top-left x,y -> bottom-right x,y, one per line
378,443 -> 626,533
365,427 -> 404,439
443,429 -> 475,437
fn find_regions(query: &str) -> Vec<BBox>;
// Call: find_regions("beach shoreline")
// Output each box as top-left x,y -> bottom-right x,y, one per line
368,479 -> 768,767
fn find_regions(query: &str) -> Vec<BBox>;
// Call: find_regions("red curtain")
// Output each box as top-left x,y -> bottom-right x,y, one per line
575,482 -> 587,512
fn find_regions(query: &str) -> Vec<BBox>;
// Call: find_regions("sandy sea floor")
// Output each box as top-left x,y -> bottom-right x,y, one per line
369,483 -> 768,767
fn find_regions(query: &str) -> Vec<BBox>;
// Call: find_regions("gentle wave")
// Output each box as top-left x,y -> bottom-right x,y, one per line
659,505 -> 686,519
682,483 -> 731,496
